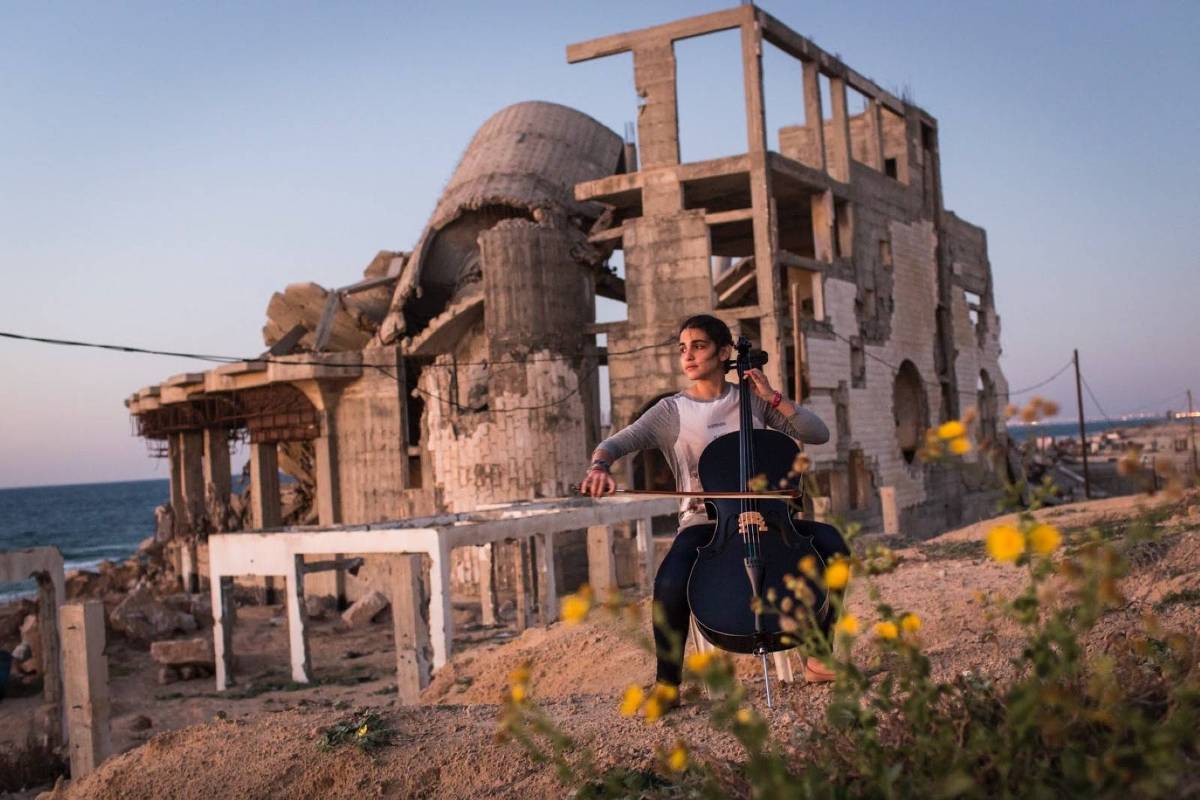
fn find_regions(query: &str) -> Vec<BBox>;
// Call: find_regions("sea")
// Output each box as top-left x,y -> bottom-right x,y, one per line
1006,416 -> 1167,443
0,479 -> 168,601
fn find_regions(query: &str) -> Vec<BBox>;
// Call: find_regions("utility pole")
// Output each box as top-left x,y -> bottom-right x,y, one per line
1074,349 -> 1091,499
1189,389 -> 1198,480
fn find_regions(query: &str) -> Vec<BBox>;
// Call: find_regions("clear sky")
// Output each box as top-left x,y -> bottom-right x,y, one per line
1,1 -> 1197,488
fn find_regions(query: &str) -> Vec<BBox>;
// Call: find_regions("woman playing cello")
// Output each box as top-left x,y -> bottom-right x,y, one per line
580,314 -> 848,701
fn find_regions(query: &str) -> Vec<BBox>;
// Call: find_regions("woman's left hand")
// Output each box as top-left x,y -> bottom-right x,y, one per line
744,368 -> 775,402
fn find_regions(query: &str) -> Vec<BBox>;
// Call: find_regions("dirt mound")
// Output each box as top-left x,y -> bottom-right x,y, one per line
48,494 -> 1200,800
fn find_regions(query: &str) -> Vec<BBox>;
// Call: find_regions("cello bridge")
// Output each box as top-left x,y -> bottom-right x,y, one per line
738,511 -> 766,535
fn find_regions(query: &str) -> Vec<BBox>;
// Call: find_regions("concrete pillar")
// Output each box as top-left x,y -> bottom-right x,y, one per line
211,576 -> 236,690
392,554 -> 432,703
513,539 -> 534,632
35,572 -> 63,749
880,486 -> 899,535
59,601 -> 111,778
167,435 -> 184,537
313,432 -> 341,526
178,431 -> 206,533
476,544 -> 498,626
802,60 -> 826,173
284,555 -> 312,683
587,525 -> 618,597
631,43 -> 679,168
202,428 -> 232,532
248,441 -> 281,530
827,76 -> 853,183
428,539 -> 454,671
635,518 -> 655,596
811,190 -> 835,263
865,99 -> 886,172
535,532 -> 558,625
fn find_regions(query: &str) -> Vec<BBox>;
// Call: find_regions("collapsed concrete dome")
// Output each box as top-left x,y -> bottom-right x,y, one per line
380,100 -> 624,346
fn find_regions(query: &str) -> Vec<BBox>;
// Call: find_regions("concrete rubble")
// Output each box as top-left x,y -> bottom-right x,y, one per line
341,590 -> 390,628
109,585 -> 198,642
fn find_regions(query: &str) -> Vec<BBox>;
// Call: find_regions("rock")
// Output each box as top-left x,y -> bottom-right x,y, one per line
65,569 -> 102,600
110,584 -> 199,642
155,504 -> 176,543
137,537 -> 160,556
18,614 -> 41,674
150,637 -> 214,668
0,598 -> 35,641
341,590 -> 390,628
304,595 -> 334,620
127,714 -> 153,731
157,666 -> 179,685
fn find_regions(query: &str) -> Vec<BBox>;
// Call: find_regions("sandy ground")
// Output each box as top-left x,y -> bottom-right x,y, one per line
10,491 -> 1200,799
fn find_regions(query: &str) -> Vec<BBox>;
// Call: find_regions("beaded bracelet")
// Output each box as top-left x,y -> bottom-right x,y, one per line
770,390 -> 783,409
590,459 -> 611,473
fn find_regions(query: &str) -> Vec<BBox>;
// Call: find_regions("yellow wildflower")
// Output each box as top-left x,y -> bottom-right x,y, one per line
619,685 -> 644,717
948,436 -> 971,455
874,621 -> 899,640
355,723 -> 369,738
735,707 -> 754,725
685,651 -> 715,673
747,473 -> 769,492
643,697 -> 663,722
510,684 -> 527,703
799,554 -> 818,577
986,525 -> 1025,563
937,420 -> 966,440
508,664 -> 531,686
1028,523 -> 1062,555
900,613 -> 922,634
836,614 -> 860,636
561,589 -> 592,624
824,559 -> 850,590
667,743 -> 688,772
792,453 -> 811,473
653,683 -> 679,702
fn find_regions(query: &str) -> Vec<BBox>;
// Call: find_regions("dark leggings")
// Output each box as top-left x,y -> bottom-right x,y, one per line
653,520 -> 851,686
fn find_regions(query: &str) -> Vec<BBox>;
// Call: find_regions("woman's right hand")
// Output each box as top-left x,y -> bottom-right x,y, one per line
581,467 -> 616,498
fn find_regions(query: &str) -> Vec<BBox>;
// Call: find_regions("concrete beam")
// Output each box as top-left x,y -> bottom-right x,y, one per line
566,6 -> 751,63
827,77 -> 853,183
476,544 -> 498,626
535,532 -> 558,625
802,60 -> 826,173
60,601 -> 111,778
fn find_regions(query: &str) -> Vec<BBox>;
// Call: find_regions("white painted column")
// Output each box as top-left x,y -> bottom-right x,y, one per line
211,576 -> 236,690
284,555 -> 312,683
428,541 -> 454,671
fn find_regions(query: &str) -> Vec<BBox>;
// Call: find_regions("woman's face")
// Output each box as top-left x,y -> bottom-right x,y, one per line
679,328 -> 730,382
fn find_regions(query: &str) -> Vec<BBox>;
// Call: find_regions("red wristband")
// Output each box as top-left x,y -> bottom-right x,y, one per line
770,391 -> 782,408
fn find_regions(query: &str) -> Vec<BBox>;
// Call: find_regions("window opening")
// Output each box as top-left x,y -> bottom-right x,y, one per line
675,30 -> 747,163
893,360 -> 928,464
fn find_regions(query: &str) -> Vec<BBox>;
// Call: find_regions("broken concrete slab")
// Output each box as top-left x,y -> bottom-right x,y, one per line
149,638 -> 214,668
340,590 -> 390,628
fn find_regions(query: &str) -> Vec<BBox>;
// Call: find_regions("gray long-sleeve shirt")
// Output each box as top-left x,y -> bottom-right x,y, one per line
596,382 -> 829,528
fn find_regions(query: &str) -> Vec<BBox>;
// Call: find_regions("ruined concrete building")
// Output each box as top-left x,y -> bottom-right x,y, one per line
125,6 -> 1007,548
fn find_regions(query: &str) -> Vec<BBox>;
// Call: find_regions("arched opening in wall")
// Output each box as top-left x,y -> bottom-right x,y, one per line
977,369 -> 998,444
893,360 -> 927,464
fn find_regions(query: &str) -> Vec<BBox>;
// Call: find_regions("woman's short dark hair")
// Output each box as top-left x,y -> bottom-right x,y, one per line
679,314 -> 733,349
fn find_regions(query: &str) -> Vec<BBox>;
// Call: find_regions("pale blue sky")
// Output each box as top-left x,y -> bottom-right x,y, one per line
1,1 -> 1197,488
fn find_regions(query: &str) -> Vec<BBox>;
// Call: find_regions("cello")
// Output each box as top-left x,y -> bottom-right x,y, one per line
687,336 -> 843,705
